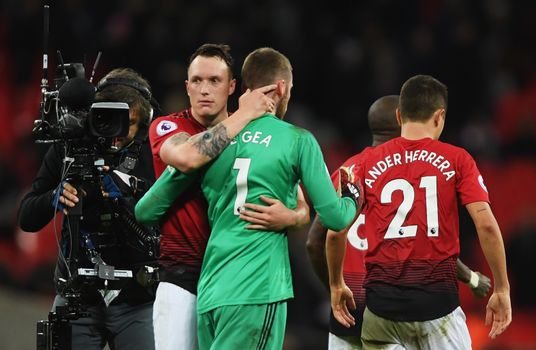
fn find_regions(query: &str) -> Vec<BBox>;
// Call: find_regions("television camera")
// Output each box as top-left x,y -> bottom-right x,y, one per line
34,6 -> 159,350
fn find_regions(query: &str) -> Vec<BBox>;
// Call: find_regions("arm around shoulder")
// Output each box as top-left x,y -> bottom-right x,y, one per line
159,85 -> 276,173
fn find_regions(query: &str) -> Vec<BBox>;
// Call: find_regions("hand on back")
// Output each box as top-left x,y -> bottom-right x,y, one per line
239,196 -> 296,231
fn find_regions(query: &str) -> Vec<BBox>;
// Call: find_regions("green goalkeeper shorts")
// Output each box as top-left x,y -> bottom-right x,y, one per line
197,301 -> 287,350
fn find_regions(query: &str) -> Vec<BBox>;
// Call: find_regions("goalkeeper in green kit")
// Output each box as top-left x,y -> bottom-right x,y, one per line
136,47 -> 361,349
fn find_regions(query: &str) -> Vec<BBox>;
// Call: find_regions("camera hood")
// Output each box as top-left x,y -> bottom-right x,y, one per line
88,102 -> 130,138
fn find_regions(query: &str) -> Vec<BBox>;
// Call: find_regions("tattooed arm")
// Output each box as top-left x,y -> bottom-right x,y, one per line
160,84 -> 276,173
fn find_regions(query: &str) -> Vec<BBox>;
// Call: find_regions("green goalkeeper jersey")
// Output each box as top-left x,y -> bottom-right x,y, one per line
197,114 -> 356,313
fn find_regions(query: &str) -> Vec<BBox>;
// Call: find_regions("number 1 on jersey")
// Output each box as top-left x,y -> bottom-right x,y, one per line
233,158 -> 251,215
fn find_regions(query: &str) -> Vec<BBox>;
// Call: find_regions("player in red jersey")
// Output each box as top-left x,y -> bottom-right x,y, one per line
149,44 -> 308,350
327,76 -> 511,349
307,95 -> 491,349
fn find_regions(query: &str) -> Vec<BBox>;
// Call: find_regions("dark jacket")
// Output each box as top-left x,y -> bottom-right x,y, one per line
18,141 -> 156,305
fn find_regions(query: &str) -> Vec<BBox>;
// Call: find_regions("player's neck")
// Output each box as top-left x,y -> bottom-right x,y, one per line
400,122 -> 437,140
191,109 -> 229,128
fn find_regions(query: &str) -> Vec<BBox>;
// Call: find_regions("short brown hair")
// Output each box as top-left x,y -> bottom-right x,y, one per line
241,47 -> 292,90
95,68 -> 152,125
399,75 -> 448,122
189,43 -> 234,79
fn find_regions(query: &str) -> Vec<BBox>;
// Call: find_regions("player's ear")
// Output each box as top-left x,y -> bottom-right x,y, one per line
439,108 -> 446,121
275,80 -> 286,97
228,78 -> 236,96
395,108 -> 402,126
432,108 -> 445,127
185,80 -> 190,96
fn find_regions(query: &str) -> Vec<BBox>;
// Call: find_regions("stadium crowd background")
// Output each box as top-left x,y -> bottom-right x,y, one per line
0,0 -> 535,349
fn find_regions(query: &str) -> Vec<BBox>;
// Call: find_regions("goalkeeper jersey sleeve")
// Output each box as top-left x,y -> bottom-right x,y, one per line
135,166 -> 198,225
297,131 -> 357,231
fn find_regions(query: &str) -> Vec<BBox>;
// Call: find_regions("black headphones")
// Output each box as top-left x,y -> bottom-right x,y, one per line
96,77 -> 152,101
96,77 -> 161,121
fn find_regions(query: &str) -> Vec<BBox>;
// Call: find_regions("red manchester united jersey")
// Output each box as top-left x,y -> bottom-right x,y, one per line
149,109 -> 210,272
354,137 -> 490,321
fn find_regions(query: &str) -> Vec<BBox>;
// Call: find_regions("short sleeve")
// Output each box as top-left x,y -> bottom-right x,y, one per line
149,118 -> 185,158
456,149 -> 490,205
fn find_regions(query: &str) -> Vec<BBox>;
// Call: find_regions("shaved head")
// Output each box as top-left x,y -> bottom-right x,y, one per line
368,95 -> 400,145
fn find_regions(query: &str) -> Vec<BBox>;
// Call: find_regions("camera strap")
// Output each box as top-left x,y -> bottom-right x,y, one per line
117,122 -> 149,174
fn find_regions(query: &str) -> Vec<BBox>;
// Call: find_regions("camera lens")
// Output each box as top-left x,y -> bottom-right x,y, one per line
88,102 -> 129,138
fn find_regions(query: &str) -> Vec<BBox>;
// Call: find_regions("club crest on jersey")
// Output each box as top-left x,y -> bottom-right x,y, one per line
156,120 -> 178,136
478,175 -> 488,192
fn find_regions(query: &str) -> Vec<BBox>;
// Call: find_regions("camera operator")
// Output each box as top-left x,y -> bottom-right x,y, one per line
18,68 -> 157,350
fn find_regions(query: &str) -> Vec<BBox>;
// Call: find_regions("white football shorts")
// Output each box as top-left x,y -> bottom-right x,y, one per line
153,282 -> 198,350
361,306 -> 471,350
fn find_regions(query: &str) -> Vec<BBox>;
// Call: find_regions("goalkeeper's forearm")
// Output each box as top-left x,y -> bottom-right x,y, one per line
135,167 -> 197,225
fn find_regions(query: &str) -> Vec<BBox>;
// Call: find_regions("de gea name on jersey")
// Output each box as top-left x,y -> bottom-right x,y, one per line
231,130 -> 272,147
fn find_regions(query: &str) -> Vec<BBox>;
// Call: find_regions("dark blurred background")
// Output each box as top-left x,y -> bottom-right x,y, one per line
1,0 -> 535,349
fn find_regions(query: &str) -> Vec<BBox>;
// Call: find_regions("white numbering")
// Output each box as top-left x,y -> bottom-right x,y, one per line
347,213 -> 368,251
233,158 -> 251,215
381,176 -> 439,239
419,176 -> 439,237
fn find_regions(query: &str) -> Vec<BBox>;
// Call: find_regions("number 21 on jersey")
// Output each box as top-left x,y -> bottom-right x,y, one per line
381,176 -> 439,239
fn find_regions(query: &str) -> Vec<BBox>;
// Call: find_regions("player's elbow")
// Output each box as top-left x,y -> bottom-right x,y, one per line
160,149 -> 196,174
326,221 -> 348,233
475,220 -> 501,240
306,236 -> 323,257
173,159 -> 198,174
18,220 -> 41,233
326,229 -> 345,243
475,219 -> 495,233
18,208 -> 46,233
473,213 -> 503,245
